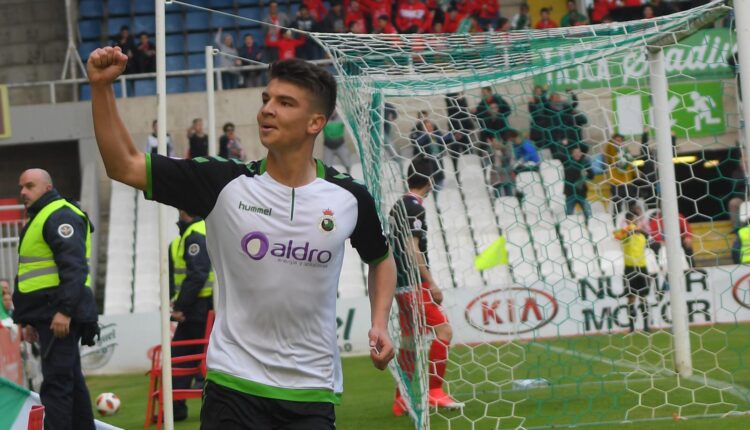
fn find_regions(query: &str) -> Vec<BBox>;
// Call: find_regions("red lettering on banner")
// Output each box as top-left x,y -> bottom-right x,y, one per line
521,298 -> 543,322
465,287 -> 558,335
482,300 -> 502,325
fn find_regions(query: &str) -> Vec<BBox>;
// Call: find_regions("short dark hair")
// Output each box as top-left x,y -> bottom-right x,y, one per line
497,17 -> 509,28
407,158 -> 433,190
540,7 -> 550,13
223,122 -> 235,132
268,59 -> 337,119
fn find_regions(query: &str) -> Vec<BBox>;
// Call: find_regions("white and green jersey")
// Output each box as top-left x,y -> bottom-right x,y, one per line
146,155 -> 389,404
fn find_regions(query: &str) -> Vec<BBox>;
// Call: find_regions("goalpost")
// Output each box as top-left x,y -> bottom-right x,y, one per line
308,1 -> 750,428
149,0 -> 750,428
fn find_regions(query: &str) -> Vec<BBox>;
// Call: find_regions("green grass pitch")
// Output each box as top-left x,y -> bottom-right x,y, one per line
87,324 -> 750,429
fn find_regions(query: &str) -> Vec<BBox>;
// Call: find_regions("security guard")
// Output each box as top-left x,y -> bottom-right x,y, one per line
169,210 -> 214,421
12,169 -> 98,430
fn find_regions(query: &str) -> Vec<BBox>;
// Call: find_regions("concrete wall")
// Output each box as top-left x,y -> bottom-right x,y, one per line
0,0 -> 69,105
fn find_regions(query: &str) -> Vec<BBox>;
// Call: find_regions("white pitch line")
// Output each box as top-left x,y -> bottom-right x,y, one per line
530,342 -> 750,404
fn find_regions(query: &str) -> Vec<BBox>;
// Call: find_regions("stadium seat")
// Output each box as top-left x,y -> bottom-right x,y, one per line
134,79 -> 157,96
133,17 -> 156,36
166,54 -> 187,71
78,19 -> 101,41
133,0 -> 156,15
145,311 -> 214,430
165,34 -> 185,55
187,75 -> 207,92
107,17 -> 132,38
186,11 -> 212,32
187,53 -> 204,69
238,7 -> 263,26
79,0 -> 104,19
80,83 -> 122,101
78,41 -> 100,60
211,11 -> 237,29
289,2 -> 300,18
210,0 -> 236,8
167,77 -> 187,94
238,0 -> 261,6
107,0 -> 131,17
423,193 -> 454,290
165,14 -> 183,34
186,32 -> 212,53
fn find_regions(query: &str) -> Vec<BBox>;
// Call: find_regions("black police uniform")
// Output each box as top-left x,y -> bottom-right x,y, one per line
170,217 -> 213,420
12,190 -> 98,430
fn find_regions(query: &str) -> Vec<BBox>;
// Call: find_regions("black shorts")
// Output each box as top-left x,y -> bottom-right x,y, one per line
624,266 -> 650,297
200,381 -> 336,430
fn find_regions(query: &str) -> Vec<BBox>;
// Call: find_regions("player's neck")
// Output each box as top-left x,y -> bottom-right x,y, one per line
408,188 -> 428,200
265,150 -> 318,188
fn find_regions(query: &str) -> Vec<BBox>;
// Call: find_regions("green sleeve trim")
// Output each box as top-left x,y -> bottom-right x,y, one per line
206,370 -> 342,404
366,249 -> 390,266
259,158 -> 267,174
316,159 -> 326,178
145,153 -> 153,200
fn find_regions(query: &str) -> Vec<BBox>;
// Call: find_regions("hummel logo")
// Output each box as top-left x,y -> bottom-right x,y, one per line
238,201 -> 272,216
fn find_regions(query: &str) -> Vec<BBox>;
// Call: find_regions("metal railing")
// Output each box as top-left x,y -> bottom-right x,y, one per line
0,205 -> 25,283
5,59 -> 334,105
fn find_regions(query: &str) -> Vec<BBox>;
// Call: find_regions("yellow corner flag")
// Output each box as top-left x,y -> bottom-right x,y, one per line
474,236 -> 509,271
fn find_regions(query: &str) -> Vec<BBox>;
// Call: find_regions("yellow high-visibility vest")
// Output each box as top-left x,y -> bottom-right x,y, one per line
738,225 -> 750,264
17,199 -> 91,293
622,231 -> 647,268
171,221 -> 214,299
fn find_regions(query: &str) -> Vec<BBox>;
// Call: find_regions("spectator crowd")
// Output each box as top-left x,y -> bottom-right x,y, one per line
108,0 -> 688,89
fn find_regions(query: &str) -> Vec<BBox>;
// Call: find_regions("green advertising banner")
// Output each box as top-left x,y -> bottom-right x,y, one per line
535,29 -> 735,90
612,81 -> 725,138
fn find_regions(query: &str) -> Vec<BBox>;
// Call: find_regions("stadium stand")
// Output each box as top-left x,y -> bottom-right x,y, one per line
103,181 -> 137,315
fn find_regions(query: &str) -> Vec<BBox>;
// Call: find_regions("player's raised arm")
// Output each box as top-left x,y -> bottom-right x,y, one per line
87,46 -> 147,191
367,254 -> 397,370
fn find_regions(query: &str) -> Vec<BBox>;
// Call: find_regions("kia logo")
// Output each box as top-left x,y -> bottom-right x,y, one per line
732,272 -> 750,310
465,287 -> 558,335
241,231 -> 270,260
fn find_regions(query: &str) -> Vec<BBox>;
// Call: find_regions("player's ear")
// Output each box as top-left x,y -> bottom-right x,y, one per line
307,113 -> 327,136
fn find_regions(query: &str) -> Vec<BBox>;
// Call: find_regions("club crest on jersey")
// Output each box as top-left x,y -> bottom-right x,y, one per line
320,209 -> 335,233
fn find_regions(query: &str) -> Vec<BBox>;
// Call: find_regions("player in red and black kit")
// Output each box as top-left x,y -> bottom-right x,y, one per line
389,158 -> 462,416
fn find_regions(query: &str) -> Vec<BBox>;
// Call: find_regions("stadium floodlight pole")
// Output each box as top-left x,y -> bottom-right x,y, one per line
206,46 -> 217,158
734,0 -> 750,171
648,46 -> 693,377
156,0 -> 175,429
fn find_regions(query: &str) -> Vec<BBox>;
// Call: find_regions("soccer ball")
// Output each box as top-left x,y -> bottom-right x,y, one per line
95,392 -> 121,416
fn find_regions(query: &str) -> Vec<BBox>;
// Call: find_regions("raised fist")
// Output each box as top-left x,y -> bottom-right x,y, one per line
86,46 -> 129,85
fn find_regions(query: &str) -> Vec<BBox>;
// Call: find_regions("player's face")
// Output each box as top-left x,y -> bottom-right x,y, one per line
18,172 -> 52,209
257,79 -> 325,151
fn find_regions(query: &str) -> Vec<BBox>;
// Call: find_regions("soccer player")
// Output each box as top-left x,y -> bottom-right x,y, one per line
87,48 -> 396,429
614,210 -> 652,332
390,158 -> 462,416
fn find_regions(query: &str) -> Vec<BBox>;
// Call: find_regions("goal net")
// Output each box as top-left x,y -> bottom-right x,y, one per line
312,1 -> 750,428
